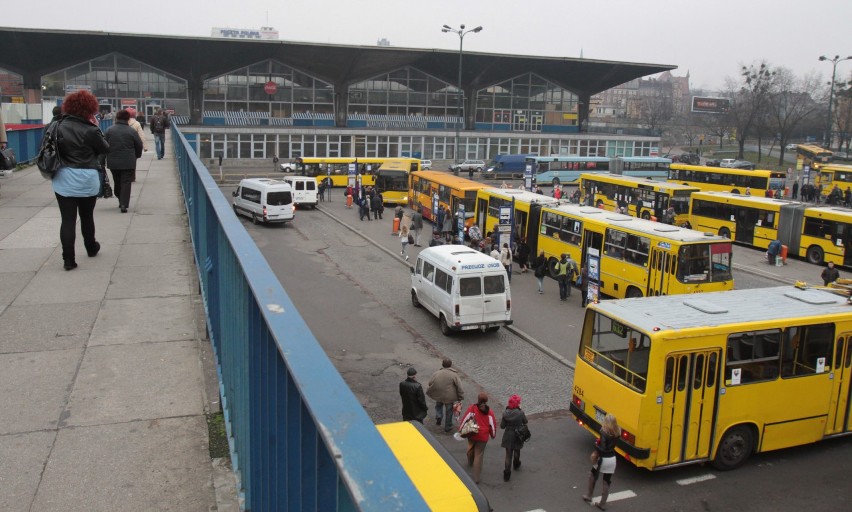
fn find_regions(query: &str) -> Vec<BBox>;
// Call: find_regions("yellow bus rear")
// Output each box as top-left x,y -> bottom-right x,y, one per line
580,172 -> 698,225
534,204 -> 734,299
570,286 -> 852,470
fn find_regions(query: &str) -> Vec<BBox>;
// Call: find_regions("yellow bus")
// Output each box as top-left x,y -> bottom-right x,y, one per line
689,191 -> 852,266
294,157 -> 422,187
378,421 -> 489,511
797,144 -> 833,167
409,171 -> 486,229
812,163 -> 852,202
473,188 -> 561,246
535,204 -> 734,299
669,164 -> 784,195
374,158 -> 420,205
580,172 -> 699,226
570,285 -> 852,471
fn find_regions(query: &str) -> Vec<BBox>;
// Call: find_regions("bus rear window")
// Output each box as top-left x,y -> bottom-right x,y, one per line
580,311 -> 650,392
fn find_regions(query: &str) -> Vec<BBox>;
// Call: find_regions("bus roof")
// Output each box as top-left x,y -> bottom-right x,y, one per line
582,172 -> 698,190
479,188 -> 562,205
545,203 -> 730,243
376,158 -> 418,171
589,286 -> 852,335
691,191 -> 802,207
411,171 -> 485,190
528,155 -> 611,163
620,156 -> 673,164
670,164 -> 773,177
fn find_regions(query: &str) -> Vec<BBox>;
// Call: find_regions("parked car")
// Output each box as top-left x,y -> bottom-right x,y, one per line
785,144 -> 798,151
678,153 -> 701,165
834,151 -> 851,161
279,160 -> 295,172
451,160 -> 486,173
719,158 -> 738,168
420,159 -> 432,170
705,159 -> 721,167
732,160 -> 756,170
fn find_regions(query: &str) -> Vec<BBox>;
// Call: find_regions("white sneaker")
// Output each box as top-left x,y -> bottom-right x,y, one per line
405,255 -> 409,261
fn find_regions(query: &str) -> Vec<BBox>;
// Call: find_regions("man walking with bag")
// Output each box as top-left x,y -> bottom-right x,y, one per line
426,358 -> 464,433
150,108 -> 170,160
556,253 -> 578,302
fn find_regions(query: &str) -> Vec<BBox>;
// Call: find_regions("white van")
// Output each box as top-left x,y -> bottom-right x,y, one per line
410,245 -> 512,335
232,178 -> 295,225
283,176 -> 318,209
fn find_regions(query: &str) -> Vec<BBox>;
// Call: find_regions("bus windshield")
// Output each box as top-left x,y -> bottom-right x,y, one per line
677,243 -> 732,283
375,169 -> 408,193
582,312 -> 651,392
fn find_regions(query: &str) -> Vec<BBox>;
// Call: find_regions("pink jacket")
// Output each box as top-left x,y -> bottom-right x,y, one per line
460,403 -> 496,443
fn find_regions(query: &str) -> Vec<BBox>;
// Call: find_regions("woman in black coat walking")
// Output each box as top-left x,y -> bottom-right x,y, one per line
104,109 -> 143,212
499,394 -> 528,481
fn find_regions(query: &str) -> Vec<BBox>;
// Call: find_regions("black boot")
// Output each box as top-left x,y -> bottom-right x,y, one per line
503,469 -> 511,482
86,241 -> 101,257
513,458 -> 521,470
63,259 -> 77,271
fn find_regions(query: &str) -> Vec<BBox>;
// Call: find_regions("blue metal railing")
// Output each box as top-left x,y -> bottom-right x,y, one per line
171,126 -> 430,511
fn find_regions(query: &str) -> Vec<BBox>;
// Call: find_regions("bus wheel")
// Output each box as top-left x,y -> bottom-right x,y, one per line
641,210 -> 651,220
807,245 -> 824,265
626,287 -> 643,299
712,425 -> 754,471
719,227 -> 731,239
440,314 -> 452,336
552,178 -> 560,187
411,290 -> 421,308
731,189 -> 740,195
547,257 -> 560,279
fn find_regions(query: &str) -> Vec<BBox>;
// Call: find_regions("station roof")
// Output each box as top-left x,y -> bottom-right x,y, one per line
0,27 -> 676,96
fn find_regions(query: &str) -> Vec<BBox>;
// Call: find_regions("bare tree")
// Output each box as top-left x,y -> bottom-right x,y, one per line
639,87 -> 674,136
725,62 -> 776,160
766,68 -> 822,165
832,74 -> 852,153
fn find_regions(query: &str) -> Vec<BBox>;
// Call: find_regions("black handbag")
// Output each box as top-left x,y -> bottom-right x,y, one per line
37,119 -> 64,179
0,147 -> 16,170
98,168 -> 113,199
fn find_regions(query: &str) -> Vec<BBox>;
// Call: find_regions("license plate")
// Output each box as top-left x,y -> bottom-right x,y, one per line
462,325 -> 478,330
595,408 -> 606,424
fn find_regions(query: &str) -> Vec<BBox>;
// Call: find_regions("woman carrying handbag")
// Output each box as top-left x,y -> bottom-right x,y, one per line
458,392 -> 496,484
499,394 -> 528,481
583,413 -> 621,510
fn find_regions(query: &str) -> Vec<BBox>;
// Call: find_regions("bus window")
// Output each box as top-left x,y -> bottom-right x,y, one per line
605,229 -> 627,260
781,324 -> 834,377
707,353 -> 718,387
726,330 -> 781,383
585,312 -> 650,392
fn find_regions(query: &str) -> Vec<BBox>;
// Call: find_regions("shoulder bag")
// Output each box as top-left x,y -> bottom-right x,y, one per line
0,147 -> 16,170
98,168 -> 113,199
459,416 -> 480,438
37,120 -> 64,180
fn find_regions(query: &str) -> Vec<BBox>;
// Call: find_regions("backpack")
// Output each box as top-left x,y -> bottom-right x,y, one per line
36,119 -> 64,180
151,116 -> 164,133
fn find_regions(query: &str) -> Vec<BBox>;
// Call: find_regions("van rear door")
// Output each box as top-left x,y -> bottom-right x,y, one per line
458,275 -> 485,326
265,190 -> 293,221
481,273 -> 509,323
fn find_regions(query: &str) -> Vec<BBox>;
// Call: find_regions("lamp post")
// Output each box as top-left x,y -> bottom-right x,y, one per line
819,54 -> 852,150
442,24 -> 482,169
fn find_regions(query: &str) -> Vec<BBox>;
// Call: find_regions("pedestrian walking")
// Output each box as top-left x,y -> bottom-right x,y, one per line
580,263 -> 590,307
370,193 -> 382,220
500,394 -> 528,482
149,108 -> 170,160
556,253 -> 578,301
792,181 -> 799,200
517,237 -> 531,273
459,392 -> 497,484
399,224 -> 411,261
533,250 -> 547,294
442,210 -> 454,242
822,262 -> 841,286
500,243 -> 513,282
426,358 -> 464,432
345,185 -> 353,208
399,367 -> 428,423
408,209 -> 422,246
583,414 -> 621,510
103,109 -> 143,213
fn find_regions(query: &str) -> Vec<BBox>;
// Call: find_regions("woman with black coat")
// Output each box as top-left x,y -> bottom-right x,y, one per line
499,394 -> 528,481
104,110 -> 143,213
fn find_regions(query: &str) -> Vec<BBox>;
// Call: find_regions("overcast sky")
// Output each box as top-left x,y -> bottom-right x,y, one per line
4,0 -> 850,92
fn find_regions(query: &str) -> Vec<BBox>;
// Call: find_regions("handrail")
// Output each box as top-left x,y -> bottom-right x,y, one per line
170,126 -> 429,511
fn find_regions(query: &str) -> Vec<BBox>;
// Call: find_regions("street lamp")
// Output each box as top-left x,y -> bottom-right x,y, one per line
818,54 -> 852,150
442,24 -> 482,169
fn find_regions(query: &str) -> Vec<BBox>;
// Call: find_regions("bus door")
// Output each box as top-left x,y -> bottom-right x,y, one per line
657,350 -> 720,466
647,247 -> 672,296
581,229 -> 604,268
476,197 -> 488,233
827,334 -> 852,434
734,208 -> 757,245
654,192 -> 669,221
527,204 -> 544,257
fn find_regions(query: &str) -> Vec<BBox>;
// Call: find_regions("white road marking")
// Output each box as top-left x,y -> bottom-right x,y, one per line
676,473 -> 717,486
590,490 -> 637,505
524,509 -> 547,512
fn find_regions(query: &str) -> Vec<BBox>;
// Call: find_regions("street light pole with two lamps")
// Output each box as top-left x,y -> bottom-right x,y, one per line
442,24 -> 482,171
818,54 -> 852,150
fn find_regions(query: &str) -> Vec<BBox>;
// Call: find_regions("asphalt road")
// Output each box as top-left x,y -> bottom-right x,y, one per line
222,184 -> 852,512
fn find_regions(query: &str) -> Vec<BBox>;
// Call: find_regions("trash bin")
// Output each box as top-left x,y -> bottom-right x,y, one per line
780,244 -> 788,263
392,217 -> 400,234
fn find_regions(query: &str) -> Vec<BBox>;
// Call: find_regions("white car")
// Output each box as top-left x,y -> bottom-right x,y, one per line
420,159 -> 432,170
279,161 -> 295,172
719,159 -> 738,168
785,144 -> 798,151
452,160 -> 486,172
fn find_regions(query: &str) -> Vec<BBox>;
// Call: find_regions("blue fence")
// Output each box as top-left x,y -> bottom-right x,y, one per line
171,126 -> 429,511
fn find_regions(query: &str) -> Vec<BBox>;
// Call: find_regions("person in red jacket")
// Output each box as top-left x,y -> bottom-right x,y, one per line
459,392 -> 497,484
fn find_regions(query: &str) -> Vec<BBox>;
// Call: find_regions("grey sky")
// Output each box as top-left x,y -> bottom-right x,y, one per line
5,0 -> 850,92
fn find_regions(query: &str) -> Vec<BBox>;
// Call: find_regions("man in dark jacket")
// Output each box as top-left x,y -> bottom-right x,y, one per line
104,110 -> 143,213
149,109 -> 170,160
399,367 -> 428,423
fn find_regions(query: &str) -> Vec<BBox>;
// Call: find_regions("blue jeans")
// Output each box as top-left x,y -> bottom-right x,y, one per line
559,276 -> 570,299
434,402 -> 454,432
154,133 -> 165,159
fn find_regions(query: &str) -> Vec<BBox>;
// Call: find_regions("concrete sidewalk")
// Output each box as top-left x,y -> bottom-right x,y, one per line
0,139 -> 232,511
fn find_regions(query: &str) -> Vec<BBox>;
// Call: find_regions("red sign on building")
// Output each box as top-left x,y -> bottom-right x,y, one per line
264,81 -> 278,95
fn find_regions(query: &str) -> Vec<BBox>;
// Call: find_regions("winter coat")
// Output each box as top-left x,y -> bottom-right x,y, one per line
426,367 -> 464,404
104,121 -> 143,170
500,407 -> 529,450
399,377 -> 428,422
56,115 -> 110,169
460,403 -> 496,443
